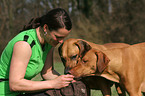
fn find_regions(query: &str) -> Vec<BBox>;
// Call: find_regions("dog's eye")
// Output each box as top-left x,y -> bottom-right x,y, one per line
82,60 -> 88,63
71,55 -> 77,60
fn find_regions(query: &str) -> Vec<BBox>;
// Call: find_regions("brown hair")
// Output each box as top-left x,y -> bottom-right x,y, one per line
20,8 -> 72,32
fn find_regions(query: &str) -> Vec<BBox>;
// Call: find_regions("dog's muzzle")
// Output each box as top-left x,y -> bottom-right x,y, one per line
64,67 -> 71,75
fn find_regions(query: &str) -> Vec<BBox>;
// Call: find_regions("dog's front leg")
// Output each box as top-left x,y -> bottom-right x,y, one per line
122,79 -> 142,96
115,83 -> 126,96
100,87 -> 111,96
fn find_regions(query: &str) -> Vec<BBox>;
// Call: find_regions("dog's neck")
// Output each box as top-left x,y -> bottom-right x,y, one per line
96,48 -> 124,83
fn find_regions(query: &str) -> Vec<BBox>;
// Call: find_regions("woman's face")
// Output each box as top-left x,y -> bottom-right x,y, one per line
44,28 -> 71,47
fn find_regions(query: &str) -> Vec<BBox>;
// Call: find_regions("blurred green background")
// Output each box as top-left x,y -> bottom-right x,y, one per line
1,0 -> 145,56
0,0 -> 144,95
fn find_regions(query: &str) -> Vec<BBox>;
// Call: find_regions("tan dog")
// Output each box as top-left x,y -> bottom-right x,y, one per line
58,38 -> 129,96
68,41 -> 145,96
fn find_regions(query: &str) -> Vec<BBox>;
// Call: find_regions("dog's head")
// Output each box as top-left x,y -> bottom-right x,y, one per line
68,48 -> 110,78
58,38 -> 91,74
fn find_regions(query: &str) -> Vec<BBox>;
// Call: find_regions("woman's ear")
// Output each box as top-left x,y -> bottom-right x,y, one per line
43,24 -> 49,32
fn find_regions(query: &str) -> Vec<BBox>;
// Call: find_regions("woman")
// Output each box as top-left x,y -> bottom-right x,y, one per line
0,8 -> 74,96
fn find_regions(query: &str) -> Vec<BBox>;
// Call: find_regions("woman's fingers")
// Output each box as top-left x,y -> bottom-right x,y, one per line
52,74 -> 75,89
63,74 -> 74,82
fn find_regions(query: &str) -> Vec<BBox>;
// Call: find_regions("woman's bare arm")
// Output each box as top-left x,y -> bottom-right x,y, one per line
41,47 -> 60,80
9,41 -> 74,92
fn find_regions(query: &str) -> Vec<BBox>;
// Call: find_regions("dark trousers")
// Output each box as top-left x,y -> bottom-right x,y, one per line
17,91 -> 50,96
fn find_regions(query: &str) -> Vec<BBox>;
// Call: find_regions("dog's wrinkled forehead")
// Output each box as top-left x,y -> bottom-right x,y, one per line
68,45 -> 79,57
58,39 -> 80,57
59,38 -> 92,60
82,49 -> 97,60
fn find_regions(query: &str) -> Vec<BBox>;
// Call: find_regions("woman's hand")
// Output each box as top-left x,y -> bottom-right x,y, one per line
50,74 -> 75,89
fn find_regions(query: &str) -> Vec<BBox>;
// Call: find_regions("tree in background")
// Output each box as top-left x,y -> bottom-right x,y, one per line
1,0 -> 145,55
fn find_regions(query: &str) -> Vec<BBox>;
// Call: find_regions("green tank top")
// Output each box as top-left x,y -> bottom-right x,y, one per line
0,29 -> 52,96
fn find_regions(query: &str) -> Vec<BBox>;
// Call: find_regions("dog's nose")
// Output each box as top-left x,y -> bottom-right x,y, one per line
64,71 -> 71,75
64,67 -> 71,75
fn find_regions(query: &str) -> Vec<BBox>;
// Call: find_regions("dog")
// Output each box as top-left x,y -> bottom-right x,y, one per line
58,38 -> 129,96
68,41 -> 145,96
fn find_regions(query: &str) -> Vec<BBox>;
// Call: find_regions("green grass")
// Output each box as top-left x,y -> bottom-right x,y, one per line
32,62 -> 128,96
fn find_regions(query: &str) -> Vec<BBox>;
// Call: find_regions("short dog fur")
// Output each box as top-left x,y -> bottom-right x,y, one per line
68,41 -> 145,96
58,38 -> 129,96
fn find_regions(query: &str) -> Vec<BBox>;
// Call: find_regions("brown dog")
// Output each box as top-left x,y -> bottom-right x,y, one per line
58,38 -> 129,96
68,41 -> 145,96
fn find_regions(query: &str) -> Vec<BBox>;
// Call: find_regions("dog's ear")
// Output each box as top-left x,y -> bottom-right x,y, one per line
95,50 -> 110,73
75,40 -> 92,57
